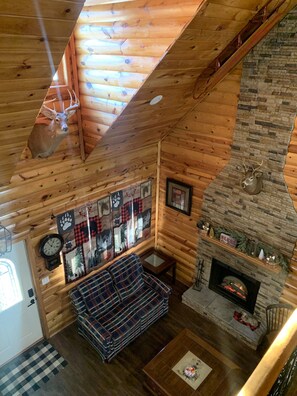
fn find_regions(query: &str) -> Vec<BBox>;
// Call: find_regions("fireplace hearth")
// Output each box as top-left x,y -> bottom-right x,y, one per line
209,258 -> 260,314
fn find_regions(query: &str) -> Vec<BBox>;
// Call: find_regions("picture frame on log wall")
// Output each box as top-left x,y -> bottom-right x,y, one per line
166,178 -> 192,216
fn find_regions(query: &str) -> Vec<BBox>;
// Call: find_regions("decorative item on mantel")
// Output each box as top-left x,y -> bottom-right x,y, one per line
247,239 -> 258,257
258,249 -> 265,261
219,233 -> 237,248
196,220 -> 210,236
198,220 -> 290,272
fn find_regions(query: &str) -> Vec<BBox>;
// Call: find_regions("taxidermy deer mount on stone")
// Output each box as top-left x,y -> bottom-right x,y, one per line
28,89 -> 80,158
240,160 -> 264,195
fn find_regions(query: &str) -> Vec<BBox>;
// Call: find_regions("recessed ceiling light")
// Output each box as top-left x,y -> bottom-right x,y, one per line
149,95 -> 163,105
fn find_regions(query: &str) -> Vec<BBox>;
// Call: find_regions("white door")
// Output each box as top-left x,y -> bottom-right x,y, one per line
0,240 -> 43,367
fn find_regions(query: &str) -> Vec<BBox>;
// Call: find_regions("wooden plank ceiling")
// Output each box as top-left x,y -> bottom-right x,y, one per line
75,0 -> 204,154
0,0 -> 85,187
86,0 -> 295,161
0,0 -> 296,186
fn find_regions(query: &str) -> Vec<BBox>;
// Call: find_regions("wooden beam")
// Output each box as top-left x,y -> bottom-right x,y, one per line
69,35 -> 86,161
193,0 -> 297,101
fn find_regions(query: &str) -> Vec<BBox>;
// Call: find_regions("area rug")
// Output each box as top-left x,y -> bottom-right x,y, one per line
0,340 -> 67,396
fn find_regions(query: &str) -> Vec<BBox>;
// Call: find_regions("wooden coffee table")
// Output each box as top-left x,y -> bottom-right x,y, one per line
143,329 -> 243,396
139,248 -> 176,284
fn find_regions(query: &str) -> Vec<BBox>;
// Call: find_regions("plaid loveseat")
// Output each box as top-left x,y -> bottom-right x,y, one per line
69,253 -> 171,362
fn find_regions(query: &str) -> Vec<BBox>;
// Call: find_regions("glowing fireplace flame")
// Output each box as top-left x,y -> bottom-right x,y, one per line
221,276 -> 248,301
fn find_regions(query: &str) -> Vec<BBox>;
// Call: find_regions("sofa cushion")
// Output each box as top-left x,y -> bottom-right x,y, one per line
124,284 -> 165,331
77,270 -> 120,317
108,253 -> 144,302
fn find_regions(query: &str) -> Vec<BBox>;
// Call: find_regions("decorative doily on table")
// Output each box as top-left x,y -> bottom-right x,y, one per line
172,351 -> 212,390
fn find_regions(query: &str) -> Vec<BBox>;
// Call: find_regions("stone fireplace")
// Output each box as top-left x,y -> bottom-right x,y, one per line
209,258 -> 260,314
183,8 -> 297,349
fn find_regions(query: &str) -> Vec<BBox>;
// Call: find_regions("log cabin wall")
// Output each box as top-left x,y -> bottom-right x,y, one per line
77,0 -> 273,159
1,0 -> 297,339
0,0 -> 202,338
157,65 -> 242,286
158,7 -> 297,308
7,144 -> 158,337
33,0 -> 282,334
74,0 -> 202,155
284,120 -> 297,306
0,0 -> 85,185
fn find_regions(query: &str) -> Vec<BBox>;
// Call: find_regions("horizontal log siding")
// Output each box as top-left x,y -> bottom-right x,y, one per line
3,144 -> 158,337
74,0 -> 200,154
157,65 -> 242,286
284,117 -> 297,306
0,0 -> 85,185
85,0 -> 271,170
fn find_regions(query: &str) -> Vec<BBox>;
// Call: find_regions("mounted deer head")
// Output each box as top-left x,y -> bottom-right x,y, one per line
240,160 -> 264,195
28,89 -> 80,158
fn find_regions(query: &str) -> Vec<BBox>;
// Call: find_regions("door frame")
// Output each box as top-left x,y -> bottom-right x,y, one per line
21,235 -> 48,338
0,236 -> 46,367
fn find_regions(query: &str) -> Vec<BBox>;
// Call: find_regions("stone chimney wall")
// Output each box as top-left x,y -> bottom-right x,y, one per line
202,7 -> 297,258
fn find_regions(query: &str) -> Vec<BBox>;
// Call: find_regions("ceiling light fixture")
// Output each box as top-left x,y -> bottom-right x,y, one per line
149,95 -> 163,106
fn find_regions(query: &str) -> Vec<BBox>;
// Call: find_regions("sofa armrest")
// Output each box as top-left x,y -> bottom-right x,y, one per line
69,288 -> 87,316
143,272 -> 172,297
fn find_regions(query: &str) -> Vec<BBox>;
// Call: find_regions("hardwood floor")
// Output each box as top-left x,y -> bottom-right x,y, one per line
35,278 -> 263,395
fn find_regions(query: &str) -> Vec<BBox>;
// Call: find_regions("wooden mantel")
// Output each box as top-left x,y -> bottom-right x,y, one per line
200,234 -> 282,274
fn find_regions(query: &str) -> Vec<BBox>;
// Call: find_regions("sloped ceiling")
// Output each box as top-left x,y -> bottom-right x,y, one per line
0,0 -> 85,187
74,0 -> 204,155
0,0 -> 296,186
87,0 -> 296,161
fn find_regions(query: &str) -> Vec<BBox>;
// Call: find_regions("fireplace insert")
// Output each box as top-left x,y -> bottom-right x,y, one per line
209,258 -> 261,314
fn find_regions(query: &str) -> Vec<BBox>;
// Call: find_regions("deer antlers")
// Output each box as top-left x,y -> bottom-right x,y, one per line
63,89 -> 80,113
240,159 -> 264,195
242,159 -> 263,173
253,160 -> 263,172
42,89 -> 79,116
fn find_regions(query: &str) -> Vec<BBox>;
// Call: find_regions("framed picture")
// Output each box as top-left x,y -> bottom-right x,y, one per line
97,196 -> 111,217
113,224 -> 127,256
140,180 -> 151,199
166,178 -> 192,216
63,246 -> 86,283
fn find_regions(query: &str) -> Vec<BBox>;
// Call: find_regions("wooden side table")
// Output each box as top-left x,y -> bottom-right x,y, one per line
139,248 -> 176,284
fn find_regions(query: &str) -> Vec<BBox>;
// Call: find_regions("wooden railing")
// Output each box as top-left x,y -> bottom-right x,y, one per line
237,309 -> 297,396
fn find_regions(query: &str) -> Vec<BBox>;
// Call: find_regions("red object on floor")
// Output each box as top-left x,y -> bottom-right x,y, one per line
233,311 -> 259,331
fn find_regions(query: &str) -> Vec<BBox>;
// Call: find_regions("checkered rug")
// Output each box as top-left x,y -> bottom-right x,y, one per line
0,340 -> 67,396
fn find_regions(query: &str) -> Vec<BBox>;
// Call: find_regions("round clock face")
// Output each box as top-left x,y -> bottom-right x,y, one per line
40,234 -> 64,258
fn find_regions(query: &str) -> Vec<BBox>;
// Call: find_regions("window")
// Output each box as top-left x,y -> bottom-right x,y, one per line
0,259 -> 22,312
51,36 -> 74,88
52,55 -> 68,87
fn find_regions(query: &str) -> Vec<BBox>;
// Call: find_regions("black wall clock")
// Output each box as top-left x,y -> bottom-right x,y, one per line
39,233 -> 64,271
